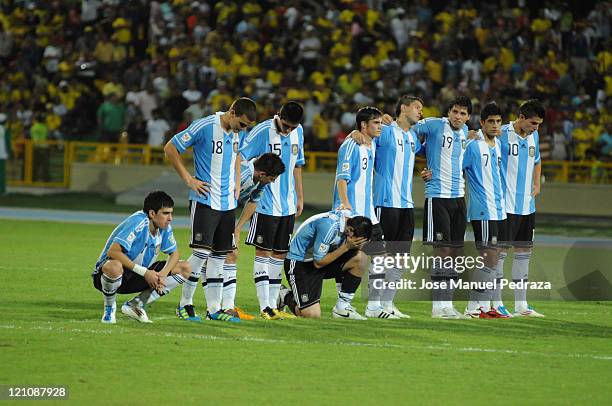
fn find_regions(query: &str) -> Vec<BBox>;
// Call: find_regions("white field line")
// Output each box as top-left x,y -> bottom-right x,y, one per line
0,324 -> 610,361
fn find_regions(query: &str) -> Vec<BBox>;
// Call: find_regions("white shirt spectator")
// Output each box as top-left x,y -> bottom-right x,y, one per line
182,89 -> 202,104
146,118 -> 170,147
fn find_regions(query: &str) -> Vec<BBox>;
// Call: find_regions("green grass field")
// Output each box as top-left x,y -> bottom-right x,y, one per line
1,219 -> 611,405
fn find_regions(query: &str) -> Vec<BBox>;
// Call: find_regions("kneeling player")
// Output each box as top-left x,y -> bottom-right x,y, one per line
278,211 -> 372,319
93,191 -> 191,323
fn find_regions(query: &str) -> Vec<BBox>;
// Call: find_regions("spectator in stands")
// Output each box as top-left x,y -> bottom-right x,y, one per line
97,92 -> 125,143
146,108 -> 170,147
0,113 -> 10,195
30,113 -> 50,182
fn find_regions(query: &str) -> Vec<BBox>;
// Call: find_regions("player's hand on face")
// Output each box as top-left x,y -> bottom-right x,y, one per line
420,168 -> 432,181
186,177 -> 210,196
143,269 -> 159,289
381,114 -> 393,125
346,236 -> 368,250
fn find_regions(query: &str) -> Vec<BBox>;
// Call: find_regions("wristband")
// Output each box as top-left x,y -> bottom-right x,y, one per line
132,264 -> 148,277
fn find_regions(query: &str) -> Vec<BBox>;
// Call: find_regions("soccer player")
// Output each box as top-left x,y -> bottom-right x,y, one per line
333,107 -> 397,319
240,101 -> 305,320
164,97 -> 257,322
92,191 -> 191,324
372,95 -> 424,318
498,99 -> 545,317
278,210 -> 372,319
220,153 -> 286,320
413,96 -> 471,319
462,102 -> 508,318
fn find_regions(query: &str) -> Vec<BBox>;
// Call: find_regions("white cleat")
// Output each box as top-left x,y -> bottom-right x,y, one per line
332,305 -> 367,320
514,306 -> 545,318
432,307 -> 468,319
464,307 -> 484,318
101,305 -> 116,324
365,307 -> 400,319
121,301 -> 153,323
384,305 -> 411,319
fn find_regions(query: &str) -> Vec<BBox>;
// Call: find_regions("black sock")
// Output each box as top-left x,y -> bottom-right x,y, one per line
284,291 -> 298,315
341,272 -> 361,294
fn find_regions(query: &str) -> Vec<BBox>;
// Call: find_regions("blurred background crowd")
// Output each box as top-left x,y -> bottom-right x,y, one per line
0,0 -> 610,162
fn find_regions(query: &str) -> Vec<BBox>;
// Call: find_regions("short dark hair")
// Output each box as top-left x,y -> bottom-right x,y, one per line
448,95 -> 472,115
253,152 -> 286,177
346,216 -> 373,239
279,101 -> 304,124
231,97 -> 257,122
519,99 -> 545,119
395,95 -> 423,117
355,106 -> 382,130
143,190 -> 174,213
480,102 -> 503,121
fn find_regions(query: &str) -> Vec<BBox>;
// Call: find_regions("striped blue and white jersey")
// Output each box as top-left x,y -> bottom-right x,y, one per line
238,159 -> 267,205
462,138 -> 506,221
171,112 -> 244,211
286,211 -> 344,262
412,117 -> 468,199
93,211 -> 177,273
332,137 -> 378,224
240,116 -> 305,216
373,122 -> 422,208
499,123 -> 541,215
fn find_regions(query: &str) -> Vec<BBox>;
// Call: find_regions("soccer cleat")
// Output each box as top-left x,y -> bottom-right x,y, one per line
207,310 -> 240,323
433,307 -> 468,319
276,309 -> 297,319
176,304 -> 202,322
260,306 -> 283,320
464,306 -> 485,318
101,305 -> 116,324
495,305 -> 513,318
365,307 -> 400,319
332,305 -> 367,320
514,306 -> 545,318
121,301 -> 152,323
385,304 -> 411,319
233,307 -> 256,321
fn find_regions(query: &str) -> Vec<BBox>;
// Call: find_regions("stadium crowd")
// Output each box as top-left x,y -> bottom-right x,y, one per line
0,0 -> 610,161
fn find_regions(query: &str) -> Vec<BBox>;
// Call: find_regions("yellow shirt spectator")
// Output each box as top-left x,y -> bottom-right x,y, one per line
422,105 -> 441,119
94,40 -> 114,64
112,17 -> 132,44
483,56 -> 498,74
500,48 -> 515,71
425,59 -> 443,83
435,11 -> 455,34
531,18 -> 551,34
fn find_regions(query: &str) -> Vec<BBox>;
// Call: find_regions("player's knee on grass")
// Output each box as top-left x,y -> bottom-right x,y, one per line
300,304 -> 321,318
173,260 -> 192,279
102,260 -> 123,278
226,250 -> 238,264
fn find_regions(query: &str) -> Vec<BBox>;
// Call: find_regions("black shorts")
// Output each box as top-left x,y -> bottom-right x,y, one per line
284,250 -> 358,310
189,200 -> 236,253
245,212 -> 295,252
376,207 -> 414,254
423,197 -> 466,247
471,220 -> 504,249
362,222 -> 386,255
506,213 -> 535,247
93,261 -> 166,294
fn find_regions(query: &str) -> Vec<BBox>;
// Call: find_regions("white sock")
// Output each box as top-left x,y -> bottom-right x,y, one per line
205,254 -> 225,314
512,251 -> 531,310
180,250 -> 208,307
253,256 -> 270,311
140,273 -> 186,305
492,252 -> 507,307
101,273 -> 122,307
267,257 -> 284,309
367,262 -> 384,310
222,263 -> 237,310
381,267 -> 403,311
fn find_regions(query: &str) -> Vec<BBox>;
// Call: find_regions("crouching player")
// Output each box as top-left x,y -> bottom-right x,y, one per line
278,211 -> 372,319
93,191 -> 191,323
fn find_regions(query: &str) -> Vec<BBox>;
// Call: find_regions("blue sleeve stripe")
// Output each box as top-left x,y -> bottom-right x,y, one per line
322,223 -> 337,244
245,120 -> 270,143
189,116 -> 214,135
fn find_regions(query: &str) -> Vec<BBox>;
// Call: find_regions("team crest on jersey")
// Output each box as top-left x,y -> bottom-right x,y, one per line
169,234 -> 176,245
256,235 -> 264,244
195,233 -> 202,241
127,232 -> 136,242
319,243 -> 329,254
342,162 -> 350,172
181,133 -> 191,143
461,140 -> 466,149
233,141 -> 239,153
301,294 -> 309,302
291,144 -> 298,155
529,146 -> 535,157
